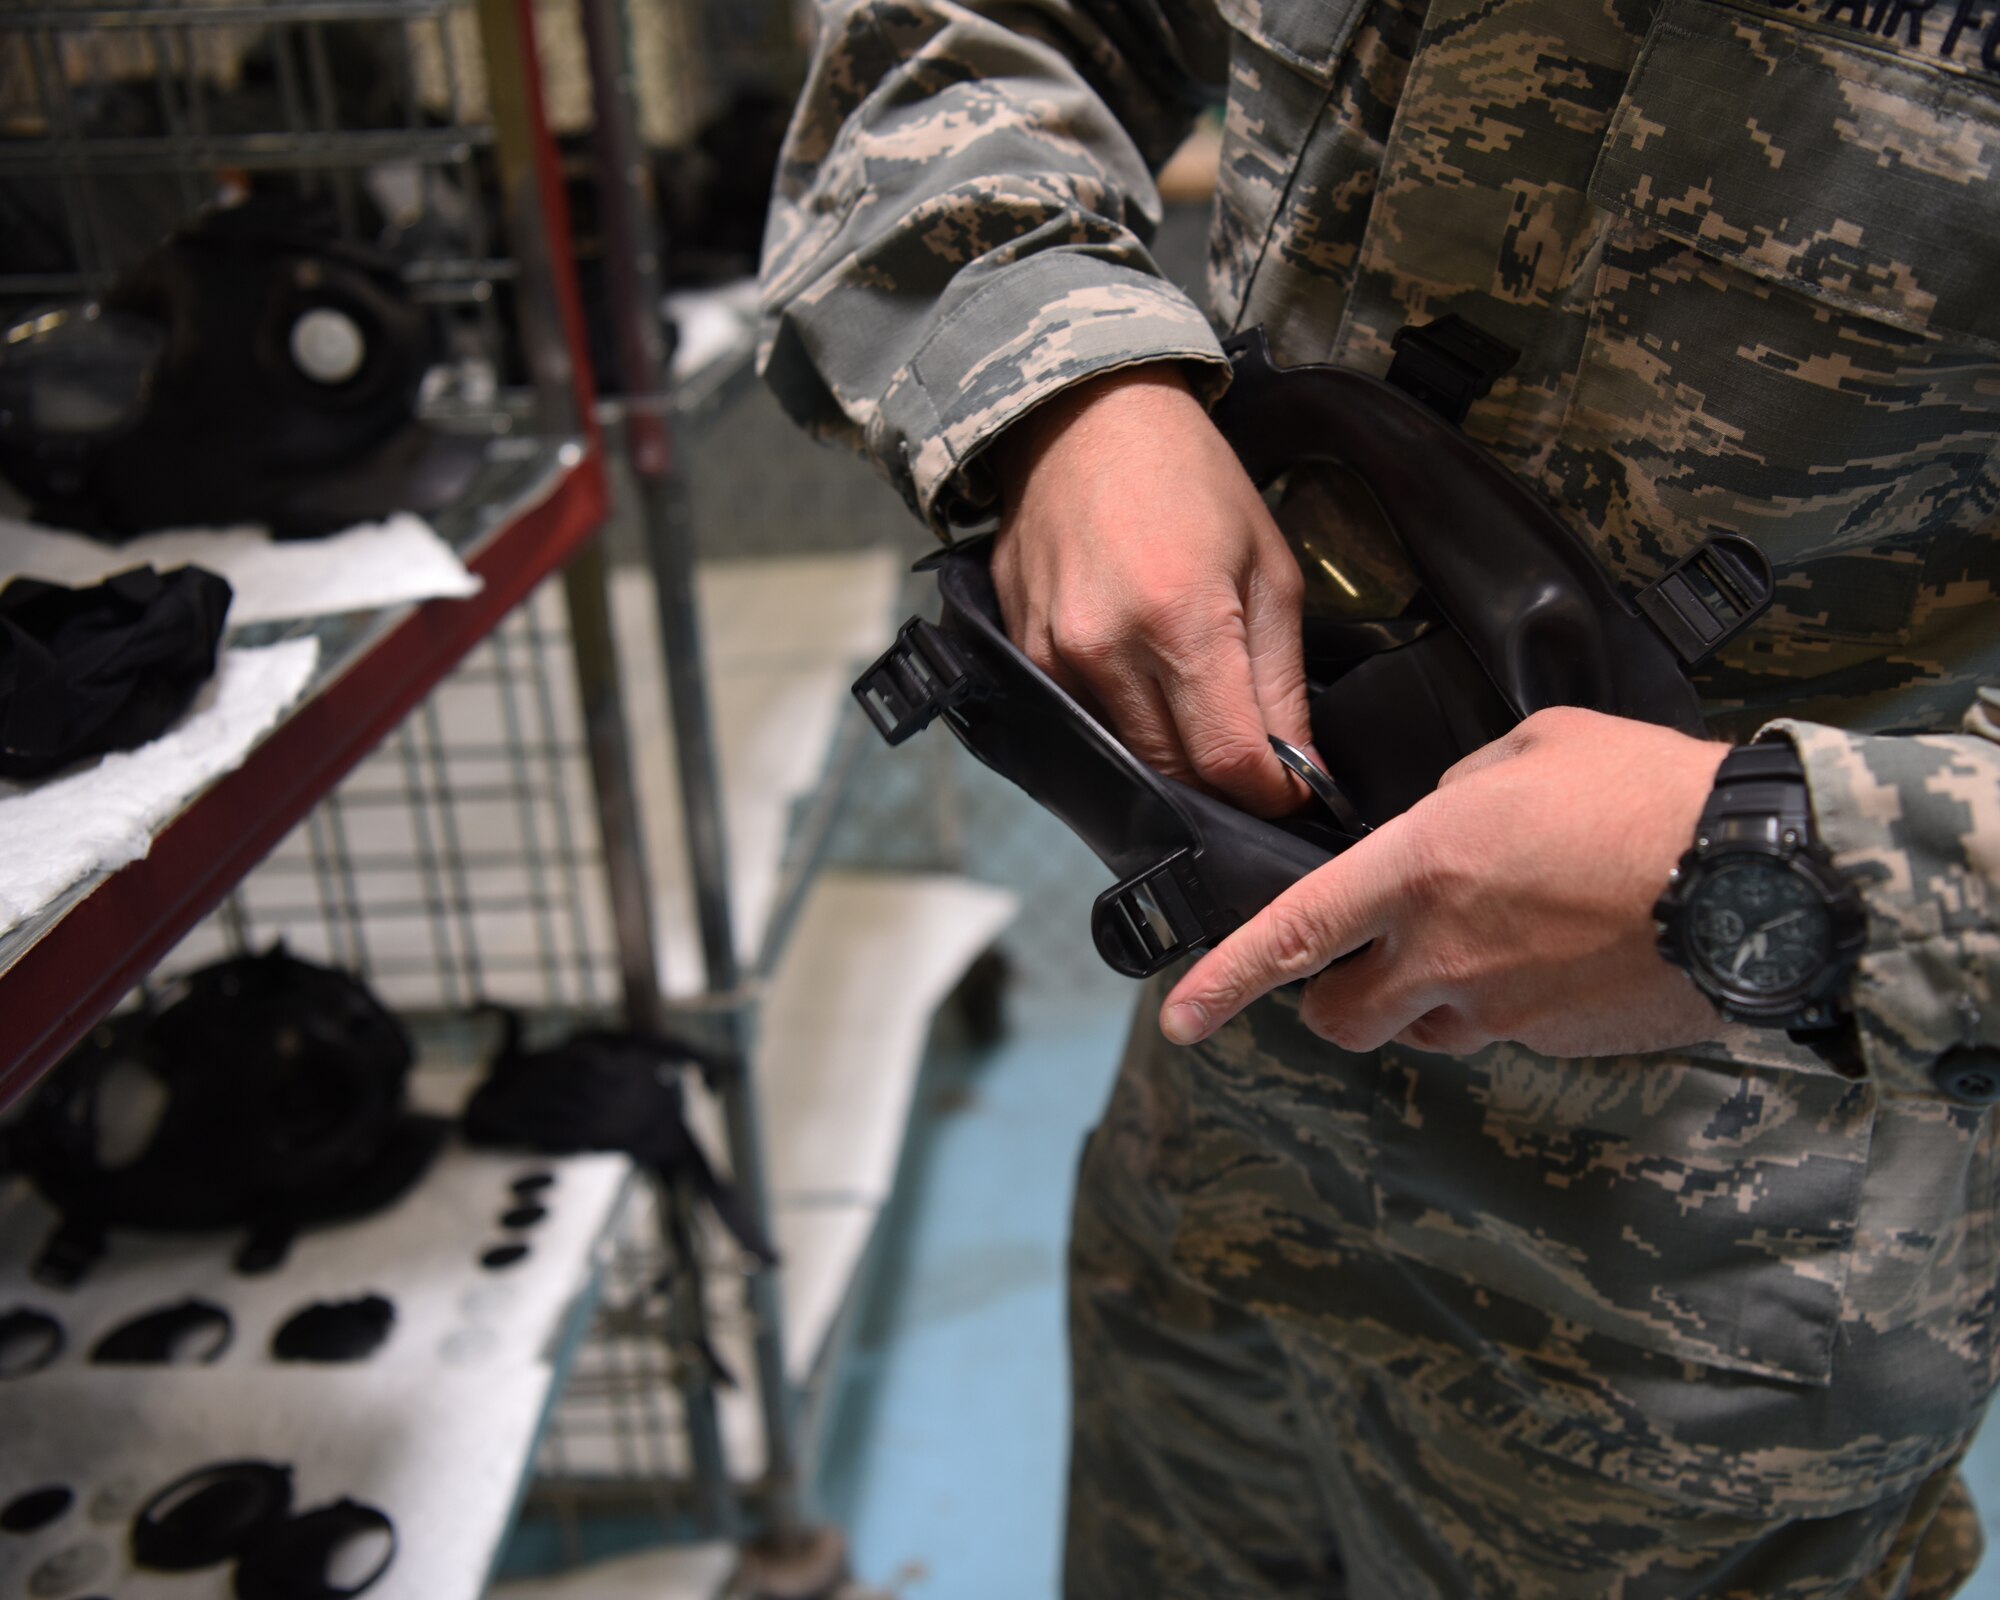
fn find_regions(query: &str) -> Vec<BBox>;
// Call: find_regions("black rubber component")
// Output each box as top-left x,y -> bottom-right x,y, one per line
130,1461 -> 293,1572
1933,1046 -> 2000,1107
91,1298 -> 233,1365
480,1243 -> 529,1270
1,1486 -> 74,1533
0,1308 -> 64,1378
499,1204 -> 547,1229
947,947 -> 1011,1048
271,1295 -> 395,1363
510,1171 -> 556,1196
464,1010 -> 773,1263
0,565 -> 234,780
232,1498 -> 395,1599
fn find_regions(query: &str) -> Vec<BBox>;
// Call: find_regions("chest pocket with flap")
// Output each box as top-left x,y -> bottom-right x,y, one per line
1543,0 -> 2000,682
1590,0 -> 2000,353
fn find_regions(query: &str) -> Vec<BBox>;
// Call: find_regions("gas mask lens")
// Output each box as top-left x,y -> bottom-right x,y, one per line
0,308 -> 165,438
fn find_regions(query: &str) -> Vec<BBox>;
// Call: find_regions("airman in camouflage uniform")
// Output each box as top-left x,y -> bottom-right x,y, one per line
759,0 -> 2000,1593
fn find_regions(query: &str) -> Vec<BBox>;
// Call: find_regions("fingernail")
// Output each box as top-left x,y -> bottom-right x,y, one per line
1161,1001 -> 1207,1045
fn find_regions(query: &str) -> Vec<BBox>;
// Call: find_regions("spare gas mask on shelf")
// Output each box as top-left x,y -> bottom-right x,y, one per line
0,198 -> 483,539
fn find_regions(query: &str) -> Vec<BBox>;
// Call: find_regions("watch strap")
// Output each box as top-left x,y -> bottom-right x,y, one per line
1697,739 -> 1813,847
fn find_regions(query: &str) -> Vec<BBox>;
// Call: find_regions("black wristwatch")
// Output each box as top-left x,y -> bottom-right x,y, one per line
1653,740 -> 1866,1035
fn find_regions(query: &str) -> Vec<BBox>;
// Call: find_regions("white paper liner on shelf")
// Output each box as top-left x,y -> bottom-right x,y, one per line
0,1366 -> 552,1600
0,636 -> 320,937
0,1073 -> 634,1600
0,510 -> 482,626
610,551 -> 904,997
545,871 -> 1019,1484
0,1101 -> 629,1374
755,872 -> 1020,1210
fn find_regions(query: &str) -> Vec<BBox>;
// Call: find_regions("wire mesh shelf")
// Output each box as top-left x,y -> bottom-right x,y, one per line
163,573 -> 626,1016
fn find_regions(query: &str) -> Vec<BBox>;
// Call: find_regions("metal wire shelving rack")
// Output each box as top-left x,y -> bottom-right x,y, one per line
0,0 -> 850,1589
0,0 -> 638,1091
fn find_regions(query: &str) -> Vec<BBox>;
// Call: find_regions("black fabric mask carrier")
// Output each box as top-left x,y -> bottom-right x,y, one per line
853,320 -> 1775,978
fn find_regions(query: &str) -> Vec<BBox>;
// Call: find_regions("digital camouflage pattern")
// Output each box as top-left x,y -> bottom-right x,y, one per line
1069,987 -> 1996,1596
760,0 -> 2000,1593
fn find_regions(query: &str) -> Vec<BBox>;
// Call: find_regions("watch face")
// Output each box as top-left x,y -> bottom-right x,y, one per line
1686,858 -> 1834,1002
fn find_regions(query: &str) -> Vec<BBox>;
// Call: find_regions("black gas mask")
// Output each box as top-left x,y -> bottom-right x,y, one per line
854,322 -> 1774,978
0,199 -> 482,539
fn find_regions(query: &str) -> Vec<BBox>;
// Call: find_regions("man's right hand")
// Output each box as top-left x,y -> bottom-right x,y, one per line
986,363 -> 1314,820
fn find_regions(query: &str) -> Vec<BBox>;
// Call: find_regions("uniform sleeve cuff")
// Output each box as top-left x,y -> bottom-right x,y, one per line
869,251 -> 1232,539
1763,716 -> 2000,1097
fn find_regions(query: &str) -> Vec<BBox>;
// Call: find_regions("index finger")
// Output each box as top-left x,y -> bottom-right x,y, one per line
1159,833 -> 1401,1044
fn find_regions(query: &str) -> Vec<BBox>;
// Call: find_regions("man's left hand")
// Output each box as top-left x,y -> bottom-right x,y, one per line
1160,707 -> 1733,1059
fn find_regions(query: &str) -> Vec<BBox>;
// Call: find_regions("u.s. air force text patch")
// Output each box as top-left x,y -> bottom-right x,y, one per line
1700,0 -> 2000,78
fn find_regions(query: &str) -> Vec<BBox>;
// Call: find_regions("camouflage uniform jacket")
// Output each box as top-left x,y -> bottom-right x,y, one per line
760,0 -> 2000,1538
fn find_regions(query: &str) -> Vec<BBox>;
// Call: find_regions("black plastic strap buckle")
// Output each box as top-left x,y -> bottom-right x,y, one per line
1385,316 -> 1521,424
852,618 -> 974,745
1091,850 -> 1221,979
1635,535 -> 1774,667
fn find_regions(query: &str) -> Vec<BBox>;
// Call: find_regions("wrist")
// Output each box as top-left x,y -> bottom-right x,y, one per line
988,362 -> 1202,509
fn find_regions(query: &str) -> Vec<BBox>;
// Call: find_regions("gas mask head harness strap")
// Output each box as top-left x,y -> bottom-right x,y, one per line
853,320 -> 1774,979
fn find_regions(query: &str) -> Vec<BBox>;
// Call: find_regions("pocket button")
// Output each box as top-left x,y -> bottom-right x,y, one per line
1932,1047 -> 2000,1107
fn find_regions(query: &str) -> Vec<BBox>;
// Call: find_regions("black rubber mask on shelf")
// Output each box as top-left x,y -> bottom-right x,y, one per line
131,1460 -> 294,1572
271,1295 -> 395,1364
853,321 -> 1774,978
13,946 -> 446,1285
462,1010 -> 774,1263
91,1297 -> 233,1365
0,564 -> 232,780
0,196 -> 483,539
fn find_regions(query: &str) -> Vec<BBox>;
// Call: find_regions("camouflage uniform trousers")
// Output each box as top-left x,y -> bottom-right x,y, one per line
1064,978 -> 1989,1600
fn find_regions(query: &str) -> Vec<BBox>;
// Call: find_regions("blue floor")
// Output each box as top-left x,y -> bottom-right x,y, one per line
817,990 -> 1126,1598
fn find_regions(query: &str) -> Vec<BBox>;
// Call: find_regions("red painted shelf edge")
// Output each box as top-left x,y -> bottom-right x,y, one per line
0,448 -> 610,1108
